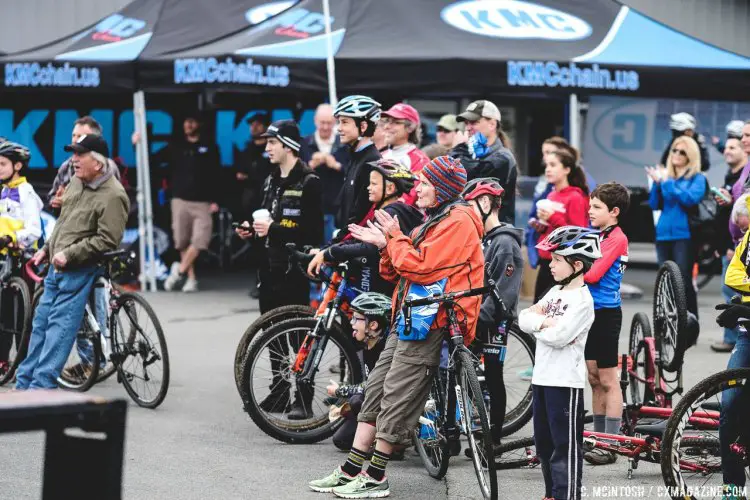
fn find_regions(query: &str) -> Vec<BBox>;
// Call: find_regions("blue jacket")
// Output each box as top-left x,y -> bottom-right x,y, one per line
648,174 -> 706,241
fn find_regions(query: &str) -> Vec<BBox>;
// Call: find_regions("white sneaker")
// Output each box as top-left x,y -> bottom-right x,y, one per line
182,278 -> 199,293
163,262 -> 183,291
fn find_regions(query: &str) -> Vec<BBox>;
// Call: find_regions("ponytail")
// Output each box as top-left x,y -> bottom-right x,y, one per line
552,150 -> 588,195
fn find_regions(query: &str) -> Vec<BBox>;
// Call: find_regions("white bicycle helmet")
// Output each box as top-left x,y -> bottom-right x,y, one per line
669,112 -> 697,132
350,292 -> 392,321
726,120 -> 744,139
334,95 -> 381,125
537,226 -> 602,263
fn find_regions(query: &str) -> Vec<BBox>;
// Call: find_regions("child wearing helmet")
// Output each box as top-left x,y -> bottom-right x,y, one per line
518,225 -> 601,500
0,140 -> 43,251
307,159 -> 422,296
325,292 -> 391,452
0,140 -> 43,376
461,177 -> 524,455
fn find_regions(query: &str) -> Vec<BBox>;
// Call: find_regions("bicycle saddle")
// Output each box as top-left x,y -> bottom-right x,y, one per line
634,420 -> 667,438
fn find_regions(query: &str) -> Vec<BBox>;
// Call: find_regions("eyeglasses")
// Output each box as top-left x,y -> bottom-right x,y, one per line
380,117 -> 406,126
350,316 -> 366,324
437,127 -> 453,134
671,148 -> 688,157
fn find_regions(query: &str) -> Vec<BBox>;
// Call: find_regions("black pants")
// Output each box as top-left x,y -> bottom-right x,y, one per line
533,385 -> 584,500
534,259 -> 555,303
476,322 -> 508,444
259,264 -> 310,396
332,393 -> 364,450
0,286 -> 23,361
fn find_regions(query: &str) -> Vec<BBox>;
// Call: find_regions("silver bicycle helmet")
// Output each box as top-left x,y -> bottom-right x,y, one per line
669,112 -> 697,132
350,292 -> 392,320
726,120 -> 744,139
0,140 -> 31,166
334,95 -> 381,126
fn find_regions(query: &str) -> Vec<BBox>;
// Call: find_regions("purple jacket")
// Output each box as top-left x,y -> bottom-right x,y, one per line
729,161 -> 750,243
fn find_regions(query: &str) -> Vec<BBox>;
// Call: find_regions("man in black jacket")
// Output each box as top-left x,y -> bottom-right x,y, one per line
451,100 -> 518,224
236,112 -> 273,217
151,113 -> 220,293
237,120 -> 323,419
300,103 -> 350,244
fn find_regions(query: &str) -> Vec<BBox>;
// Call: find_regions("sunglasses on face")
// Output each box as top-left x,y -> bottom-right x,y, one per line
380,117 -> 406,126
437,127 -> 453,134
671,148 -> 688,157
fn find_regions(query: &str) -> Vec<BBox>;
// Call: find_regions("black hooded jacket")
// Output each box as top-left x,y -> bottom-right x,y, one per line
334,142 -> 381,241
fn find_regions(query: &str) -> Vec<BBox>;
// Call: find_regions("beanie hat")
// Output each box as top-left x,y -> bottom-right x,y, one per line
421,156 -> 467,205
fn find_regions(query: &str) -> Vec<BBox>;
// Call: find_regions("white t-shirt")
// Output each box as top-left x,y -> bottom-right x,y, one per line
518,284 -> 595,389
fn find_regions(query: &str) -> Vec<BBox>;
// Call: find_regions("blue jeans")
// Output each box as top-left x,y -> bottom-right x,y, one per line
15,266 -> 99,390
721,256 -> 740,345
655,239 -> 697,317
76,279 -> 109,368
720,330 -> 750,486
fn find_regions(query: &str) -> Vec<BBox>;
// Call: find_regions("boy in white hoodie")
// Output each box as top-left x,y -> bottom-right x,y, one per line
519,225 -> 602,500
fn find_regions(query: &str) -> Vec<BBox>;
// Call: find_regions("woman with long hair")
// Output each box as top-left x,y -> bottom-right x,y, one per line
647,135 -> 706,316
531,149 -> 590,302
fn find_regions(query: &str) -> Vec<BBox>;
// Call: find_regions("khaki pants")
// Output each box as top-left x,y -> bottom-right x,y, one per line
358,328 -> 444,445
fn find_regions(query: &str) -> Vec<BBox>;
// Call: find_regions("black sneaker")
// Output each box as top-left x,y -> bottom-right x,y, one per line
258,382 -> 291,413
287,388 -> 314,420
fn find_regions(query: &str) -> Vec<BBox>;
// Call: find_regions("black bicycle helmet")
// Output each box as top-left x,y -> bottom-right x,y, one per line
0,140 -> 31,167
368,158 -> 417,205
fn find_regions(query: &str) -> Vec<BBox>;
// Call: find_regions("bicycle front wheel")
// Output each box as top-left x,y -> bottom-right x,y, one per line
0,277 -> 32,386
112,292 -> 170,408
653,261 -> 687,372
240,317 -> 362,444
234,304 -> 314,393
660,368 -> 750,499
413,371 -> 450,479
457,348 -> 498,500
494,436 -> 537,470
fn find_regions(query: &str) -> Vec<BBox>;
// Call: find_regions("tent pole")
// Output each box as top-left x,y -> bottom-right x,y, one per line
135,90 -> 158,292
322,0 -> 338,106
569,93 -> 581,149
133,92 -> 148,292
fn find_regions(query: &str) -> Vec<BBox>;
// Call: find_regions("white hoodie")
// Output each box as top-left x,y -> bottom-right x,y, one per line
518,285 -> 595,389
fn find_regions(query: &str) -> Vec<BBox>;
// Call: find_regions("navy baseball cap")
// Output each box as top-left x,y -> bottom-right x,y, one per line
64,133 -> 110,158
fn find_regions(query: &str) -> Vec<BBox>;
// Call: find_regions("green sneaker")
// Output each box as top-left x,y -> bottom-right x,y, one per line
309,467 -> 356,493
332,472 -> 390,498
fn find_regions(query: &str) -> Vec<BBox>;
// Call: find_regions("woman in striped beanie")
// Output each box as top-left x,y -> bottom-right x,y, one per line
417,155 -> 468,208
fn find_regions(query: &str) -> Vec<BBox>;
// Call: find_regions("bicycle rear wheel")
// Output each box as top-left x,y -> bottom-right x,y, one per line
501,324 -> 535,436
494,436 -> 537,470
457,349 -> 498,500
660,368 -> 749,499
57,320 -> 101,391
234,304 -> 314,392
0,277 -> 32,386
653,261 -> 688,373
112,292 -> 170,408
628,312 -> 654,405
413,371 -> 450,479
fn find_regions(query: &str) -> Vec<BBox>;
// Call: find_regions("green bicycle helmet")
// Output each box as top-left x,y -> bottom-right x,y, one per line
350,292 -> 392,321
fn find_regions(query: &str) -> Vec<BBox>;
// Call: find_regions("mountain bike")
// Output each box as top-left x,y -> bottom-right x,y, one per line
239,245 -> 364,443
408,284 -> 498,500
29,250 -> 171,408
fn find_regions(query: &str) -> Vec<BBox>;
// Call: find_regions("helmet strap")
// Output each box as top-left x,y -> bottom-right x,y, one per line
556,257 -> 584,286
473,199 -> 491,224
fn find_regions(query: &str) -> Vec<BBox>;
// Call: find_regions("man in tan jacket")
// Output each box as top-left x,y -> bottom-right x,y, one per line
16,134 -> 129,390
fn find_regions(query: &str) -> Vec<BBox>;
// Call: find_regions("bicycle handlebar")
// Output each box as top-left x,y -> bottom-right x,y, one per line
403,284 -> 492,308
24,259 -> 46,283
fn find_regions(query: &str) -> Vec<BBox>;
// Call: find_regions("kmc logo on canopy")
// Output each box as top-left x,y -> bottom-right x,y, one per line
441,0 -> 592,40
245,1 -> 296,25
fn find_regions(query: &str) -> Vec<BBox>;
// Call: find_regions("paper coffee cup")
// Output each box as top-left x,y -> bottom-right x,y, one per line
252,209 -> 271,222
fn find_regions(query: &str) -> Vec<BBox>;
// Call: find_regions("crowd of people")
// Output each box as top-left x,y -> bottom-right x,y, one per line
1,99 -> 749,499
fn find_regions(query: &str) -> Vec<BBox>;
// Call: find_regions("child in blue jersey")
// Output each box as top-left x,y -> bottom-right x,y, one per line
582,182 -> 630,465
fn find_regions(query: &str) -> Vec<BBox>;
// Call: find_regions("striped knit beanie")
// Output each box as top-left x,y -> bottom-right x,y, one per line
421,156 -> 467,205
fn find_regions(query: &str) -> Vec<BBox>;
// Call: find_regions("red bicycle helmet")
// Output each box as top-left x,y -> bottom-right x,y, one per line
462,177 -> 505,201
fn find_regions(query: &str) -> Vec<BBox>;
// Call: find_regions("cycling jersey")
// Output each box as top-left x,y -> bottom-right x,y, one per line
584,225 -> 629,309
0,176 -> 43,248
725,227 -> 750,302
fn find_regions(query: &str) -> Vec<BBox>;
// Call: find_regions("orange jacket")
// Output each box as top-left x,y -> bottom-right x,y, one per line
380,203 -> 485,344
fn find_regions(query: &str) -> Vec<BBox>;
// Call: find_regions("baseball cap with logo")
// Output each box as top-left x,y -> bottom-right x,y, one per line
457,100 -> 501,123
436,114 -> 459,132
64,134 -> 110,158
261,119 -> 302,152
382,103 -> 421,125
